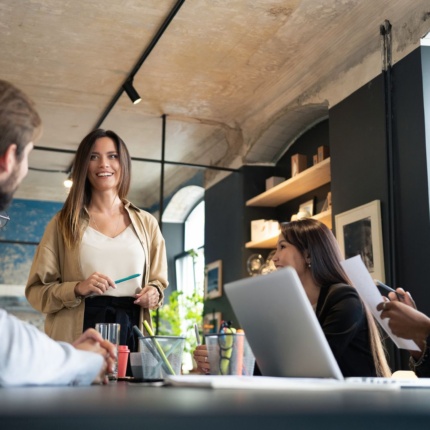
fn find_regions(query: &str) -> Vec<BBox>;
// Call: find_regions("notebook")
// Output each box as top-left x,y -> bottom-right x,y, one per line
224,267 -> 344,380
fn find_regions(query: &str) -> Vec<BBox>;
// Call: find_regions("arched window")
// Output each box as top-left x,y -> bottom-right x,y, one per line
162,185 -> 205,297
185,200 -> 204,251
176,200 -> 205,298
161,187 -> 205,371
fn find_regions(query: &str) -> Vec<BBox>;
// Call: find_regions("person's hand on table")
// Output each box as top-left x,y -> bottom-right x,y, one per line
193,345 -> 210,374
73,328 -> 117,384
134,285 -> 160,309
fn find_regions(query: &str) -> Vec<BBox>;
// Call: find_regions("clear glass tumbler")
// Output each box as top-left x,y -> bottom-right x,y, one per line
95,323 -> 120,380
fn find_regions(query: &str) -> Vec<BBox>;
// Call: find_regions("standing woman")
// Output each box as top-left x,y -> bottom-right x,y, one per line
272,219 -> 390,377
26,129 -> 168,355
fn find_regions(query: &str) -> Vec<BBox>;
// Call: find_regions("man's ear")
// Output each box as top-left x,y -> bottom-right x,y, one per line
0,144 -> 17,175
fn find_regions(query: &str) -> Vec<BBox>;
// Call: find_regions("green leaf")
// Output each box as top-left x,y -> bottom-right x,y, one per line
151,290 -> 204,357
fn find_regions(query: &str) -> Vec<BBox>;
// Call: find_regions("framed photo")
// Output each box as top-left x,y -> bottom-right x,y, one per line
299,198 -> 314,217
335,200 -> 385,282
203,311 -> 222,335
204,260 -> 222,299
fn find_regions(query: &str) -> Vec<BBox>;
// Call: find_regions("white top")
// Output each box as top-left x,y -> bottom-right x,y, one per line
0,309 -> 103,387
81,225 -> 144,297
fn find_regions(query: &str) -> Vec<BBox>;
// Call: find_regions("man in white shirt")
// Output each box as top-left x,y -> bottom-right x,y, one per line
0,79 -> 116,386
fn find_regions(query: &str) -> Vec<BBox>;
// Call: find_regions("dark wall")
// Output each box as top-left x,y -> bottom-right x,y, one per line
330,47 -> 430,315
391,46 -> 430,313
161,222 -> 184,301
329,46 -> 430,369
329,74 -> 392,281
328,72 -> 400,368
204,171 -> 244,326
330,76 -> 389,215
204,166 -> 276,327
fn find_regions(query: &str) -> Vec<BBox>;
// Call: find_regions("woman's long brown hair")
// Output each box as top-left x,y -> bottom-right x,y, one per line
58,129 -> 131,248
280,218 -> 391,377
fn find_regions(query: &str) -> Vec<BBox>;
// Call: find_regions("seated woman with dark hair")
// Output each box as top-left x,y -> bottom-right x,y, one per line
194,219 -> 391,378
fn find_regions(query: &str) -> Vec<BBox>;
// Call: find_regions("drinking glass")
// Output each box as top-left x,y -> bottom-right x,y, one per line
95,323 -> 120,380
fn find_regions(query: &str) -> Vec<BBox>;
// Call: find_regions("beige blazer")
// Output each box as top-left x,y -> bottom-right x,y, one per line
25,200 -> 168,343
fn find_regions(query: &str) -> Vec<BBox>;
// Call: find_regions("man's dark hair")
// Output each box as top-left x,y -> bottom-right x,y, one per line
0,80 -> 42,161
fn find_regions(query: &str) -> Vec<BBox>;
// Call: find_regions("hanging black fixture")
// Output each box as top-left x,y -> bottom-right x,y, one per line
123,80 -> 141,104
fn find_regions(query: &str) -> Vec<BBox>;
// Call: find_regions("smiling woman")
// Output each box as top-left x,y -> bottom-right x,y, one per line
25,129 -> 168,375
86,137 -> 124,237
271,219 -> 391,378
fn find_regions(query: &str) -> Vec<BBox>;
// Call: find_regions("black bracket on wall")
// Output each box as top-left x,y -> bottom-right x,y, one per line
380,20 -> 397,287
381,19 -> 404,370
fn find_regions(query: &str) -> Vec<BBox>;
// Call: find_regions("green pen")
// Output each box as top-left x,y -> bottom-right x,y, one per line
114,273 -> 141,284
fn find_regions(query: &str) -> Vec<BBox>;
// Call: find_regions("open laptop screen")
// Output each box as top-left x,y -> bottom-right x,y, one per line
224,267 -> 344,380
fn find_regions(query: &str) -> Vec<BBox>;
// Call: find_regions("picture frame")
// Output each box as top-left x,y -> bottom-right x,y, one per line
203,311 -> 222,335
335,200 -> 385,282
204,260 -> 222,299
299,198 -> 314,217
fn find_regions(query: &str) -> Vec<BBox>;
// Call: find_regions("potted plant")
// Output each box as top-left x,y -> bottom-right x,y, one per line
151,289 -> 203,373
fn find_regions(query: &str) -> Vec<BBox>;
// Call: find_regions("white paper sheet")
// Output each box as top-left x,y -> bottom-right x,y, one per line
341,255 -> 420,351
165,375 -> 399,391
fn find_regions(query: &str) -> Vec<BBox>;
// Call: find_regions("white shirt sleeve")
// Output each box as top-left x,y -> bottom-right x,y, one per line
0,309 -> 103,387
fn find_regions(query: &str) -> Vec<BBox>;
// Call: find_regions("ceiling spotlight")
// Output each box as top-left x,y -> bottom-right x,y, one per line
123,80 -> 141,104
63,175 -> 73,189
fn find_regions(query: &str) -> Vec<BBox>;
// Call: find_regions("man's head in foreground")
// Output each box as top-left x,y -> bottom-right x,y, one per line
0,79 -> 42,211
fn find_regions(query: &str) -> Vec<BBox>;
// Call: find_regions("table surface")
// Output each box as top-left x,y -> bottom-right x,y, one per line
1,379 -> 430,430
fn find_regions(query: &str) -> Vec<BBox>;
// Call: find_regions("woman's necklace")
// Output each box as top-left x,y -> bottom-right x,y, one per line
90,206 -> 123,238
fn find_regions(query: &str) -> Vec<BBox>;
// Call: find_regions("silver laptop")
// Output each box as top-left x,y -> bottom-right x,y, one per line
224,267 -> 344,380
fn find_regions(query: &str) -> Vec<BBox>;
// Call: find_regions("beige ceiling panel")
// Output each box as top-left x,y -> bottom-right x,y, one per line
2,0 -> 430,208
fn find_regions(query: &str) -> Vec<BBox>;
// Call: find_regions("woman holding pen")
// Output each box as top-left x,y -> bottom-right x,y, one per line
26,129 -> 168,357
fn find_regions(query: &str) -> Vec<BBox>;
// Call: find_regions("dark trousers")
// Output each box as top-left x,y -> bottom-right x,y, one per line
83,296 -> 140,376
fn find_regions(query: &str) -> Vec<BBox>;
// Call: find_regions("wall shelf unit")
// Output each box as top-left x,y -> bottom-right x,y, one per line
245,158 -> 332,249
312,208 -> 332,229
245,235 -> 277,250
245,209 -> 332,249
246,158 -> 331,207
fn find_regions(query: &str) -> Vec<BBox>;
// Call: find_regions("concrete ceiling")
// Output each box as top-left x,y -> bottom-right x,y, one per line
2,0 -> 430,214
